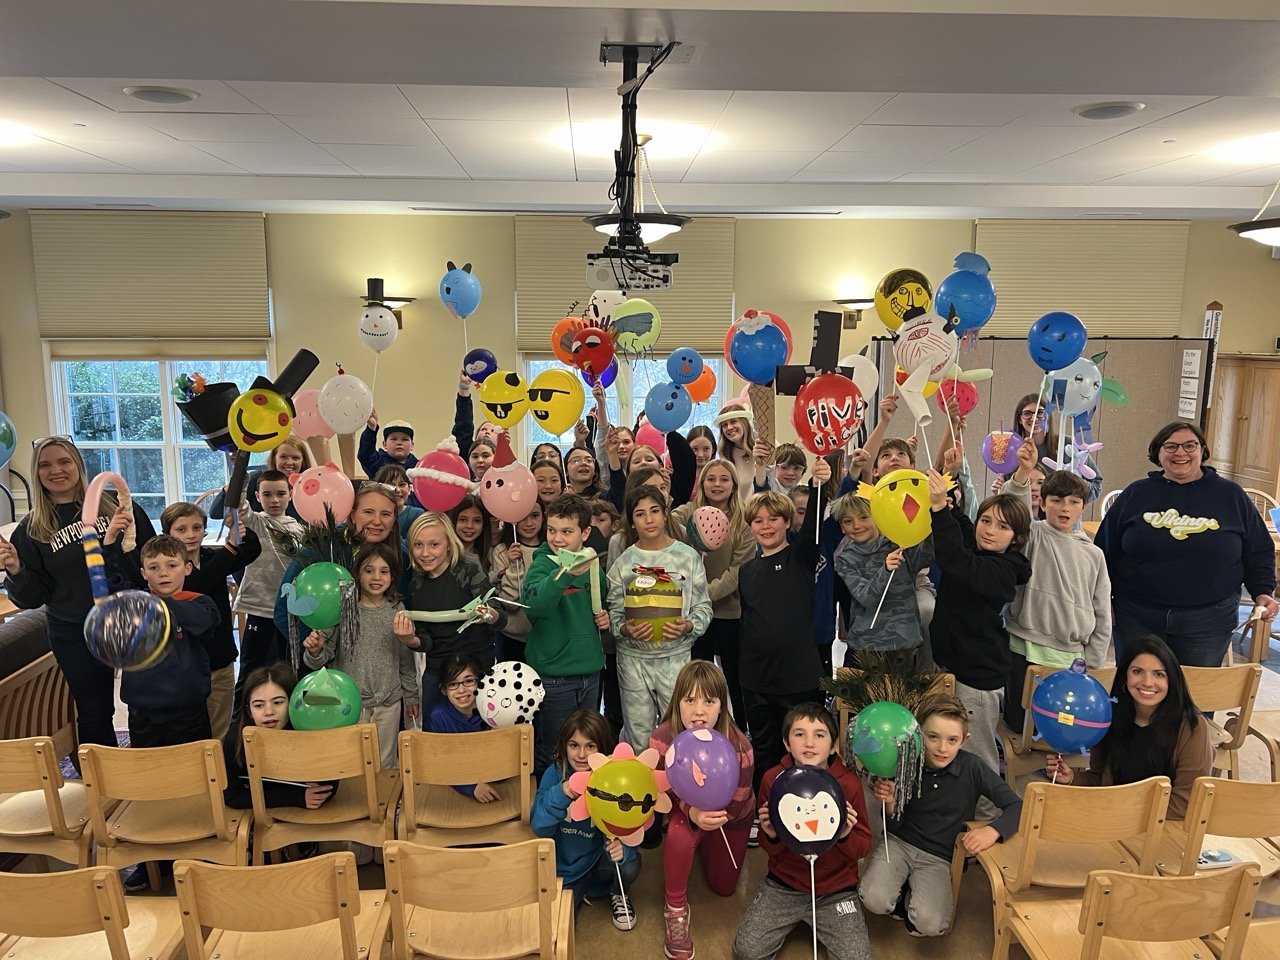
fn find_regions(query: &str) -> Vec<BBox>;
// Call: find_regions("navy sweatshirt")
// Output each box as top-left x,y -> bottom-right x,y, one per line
183,532 -> 261,670
120,591 -> 218,718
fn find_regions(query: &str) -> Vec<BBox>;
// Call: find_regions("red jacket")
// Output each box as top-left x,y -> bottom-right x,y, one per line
757,754 -> 873,896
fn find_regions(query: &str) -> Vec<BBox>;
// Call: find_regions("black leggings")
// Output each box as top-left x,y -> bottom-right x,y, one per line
47,614 -> 118,749
691,617 -> 747,731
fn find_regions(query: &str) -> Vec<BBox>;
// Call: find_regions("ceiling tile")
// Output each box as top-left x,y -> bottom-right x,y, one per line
570,120 -> 711,168
319,143 -> 466,178
193,141 -> 353,176
226,82 -> 417,118
790,152 -> 916,183
830,125 -> 991,157
707,92 -> 895,152
1006,94 -> 1216,128
915,125 -> 1119,175
866,93 -> 1057,127
48,78 -> 264,114
684,150 -> 823,183
0,138 -> 132,173
1201,163 -> 1280,187
66,140 -> 245,174
399,85 -> 569,122
0,77 -> 114,114
567,89 -> 731,126
1097,154 -> 1231,185
279,116 -> 439,145
135,113 -> 307,143
427,119 -> 572,180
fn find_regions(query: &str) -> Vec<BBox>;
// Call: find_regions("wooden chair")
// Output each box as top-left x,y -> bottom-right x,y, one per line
0,865 -> 183,959
242,722 -> 401,865
78,740 -> 250,887
1182,663 -> 1261,779
1001,864 -> 1260,960
1140,777 -> 1280,879
173,852 -> 386,959
377,838 -> 572,960
0,735 -> 113,868
977,776 -> 1171,960
0,646 -> 77,759
944,819 -> 984,936
1099,489 -> 1120,517
995,664 -> 1115,790
398,726 -> 534,846
1243,710 -> 1280,781
833,669 -> 956,748
1242,486 -> 1279,516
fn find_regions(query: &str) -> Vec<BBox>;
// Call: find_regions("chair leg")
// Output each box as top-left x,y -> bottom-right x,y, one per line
992,914 -> 1015,960
146,860 -> 161,892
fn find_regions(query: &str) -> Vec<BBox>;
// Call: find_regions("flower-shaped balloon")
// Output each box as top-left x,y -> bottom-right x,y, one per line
568,742 -> 672,846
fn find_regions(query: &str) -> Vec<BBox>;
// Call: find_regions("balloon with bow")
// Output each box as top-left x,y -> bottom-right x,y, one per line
874,267 -> 932,333
408,437 -> 472,512
934,252 -> 996,336
791,373 -> 863,456
290,462 -> 355,526
290,389 -> 334,440
439,261 -> 482,319
1027,311 -> 1087,373
768,764 -> 846,859
665,728 -> 739,812
569,742 -> 672,846
1031,661 -> 1112,755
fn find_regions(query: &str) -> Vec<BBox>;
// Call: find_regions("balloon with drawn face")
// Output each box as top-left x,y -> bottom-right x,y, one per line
858,468 -> 934,549
894,312 -> 957,380
551,316 -> 589,366
227,387 -> 293,453
569,326 -> 615,377
478,371 -> 529,429
768,764 -> 847,858
527,368 -> 585,436
463,348 -> 498,383
644,381 -> 693,433
479,433 -> 537,523
439,261 -> 482,319
1027,311 -> 1087,372
358,304 -> 398,354
477,661 -> 545,727
1050,357 -> 1102,417
874,268 -> 932,333
567,743 -> 671,846
588,289 -> 627,328
291,462 -> 355,526
667,347 -> 704,386
792,373 -> 863,456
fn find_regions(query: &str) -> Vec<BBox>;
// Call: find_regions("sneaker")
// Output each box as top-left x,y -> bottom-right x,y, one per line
663,902 -> 694,960
122,864 -> 150,893
747,818 -> 760,849
611,892 -> 636,931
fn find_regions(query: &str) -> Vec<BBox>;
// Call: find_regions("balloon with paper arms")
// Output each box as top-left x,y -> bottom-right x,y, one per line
402,588 -> 526,634
1042,436 -> 1104,480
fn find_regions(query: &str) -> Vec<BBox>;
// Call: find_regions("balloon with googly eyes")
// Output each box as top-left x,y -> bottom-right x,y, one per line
569,326 -> 616,379
358,304 -> 398,354
1049,357 -> 1102,417
767,764 -> 846,858
478,661 -> 545,727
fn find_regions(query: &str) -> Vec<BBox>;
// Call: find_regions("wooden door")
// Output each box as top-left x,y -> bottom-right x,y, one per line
1235,360 -> 1280,496
1208,357 -> 1243,481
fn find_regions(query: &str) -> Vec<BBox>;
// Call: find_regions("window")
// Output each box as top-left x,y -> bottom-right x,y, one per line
55,357 -> 269,524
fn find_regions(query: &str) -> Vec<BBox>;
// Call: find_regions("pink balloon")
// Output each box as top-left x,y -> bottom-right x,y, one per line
690,506 -> 729,552
479,461 -> 538,523
634,422 -> 668,458
291,462 -> 354,525
935,379 -> 979,417
291,389 -> 334,440
410,440 -> 472,512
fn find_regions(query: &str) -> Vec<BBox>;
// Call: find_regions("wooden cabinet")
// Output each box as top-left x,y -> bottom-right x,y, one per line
1208,354 -> 1280,498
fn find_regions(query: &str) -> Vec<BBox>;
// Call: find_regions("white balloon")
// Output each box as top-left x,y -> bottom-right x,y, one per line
478,661 -> 545,728
894,312 -> 957,379
588,289 -> 627,327
358,305 -> 398,354
1051,357 -> 1102,417
838,354 -> 880,401
318,372 -> 374,435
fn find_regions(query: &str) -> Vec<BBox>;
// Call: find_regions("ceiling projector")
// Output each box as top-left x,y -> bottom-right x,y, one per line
586,247 -> 676,291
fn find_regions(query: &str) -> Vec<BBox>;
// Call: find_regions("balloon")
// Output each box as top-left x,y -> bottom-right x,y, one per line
479,433 -> 537,523
291,389 -> 333,440
408,437 -> 472,512
583,751 -> 665,843
730,323 -> 789,386
935,379 -> 979,417
874,268 -> 932,333
285,562 -> 353,630
478,371 -> 529,429
0,410 -> 15,470
935,266 -> 997,335
612,298 -> 662,358
634,422 -> 668,459
581,357 -> 618,389
859,468 -> 933,549
439,261 -> 482,319
792,373 -> 863,456
227,387 -> 293,454
358,303 -> 399,354
588,289 -> 627,327
981,431 -> 1024,474
83,590 -> 171,671
318,368 -> 373,436
768,764 -> 846,858
569,326 -> 616,377
838,354 -> 880,402
528,368 -> 585,436
644,381 -> 693,433
849,701 -> 922,778
551,316 -> 589,366
1049,357 -> 1102,417
1027,311 -> 1087,372
624,568 -> 684,640
667,347 -> 704,386
478,661 -> 545,727
894,366 -> 938,399
1031,663 -> 1113,754
665,728 -> 738,811
291,462 -> 355,526
894,312 -> 957,380
463,348 -> 499,383
686,506 -> 729,553
723,311 -> 793,379
685,365 -> 716,403
288,667 -> 362,730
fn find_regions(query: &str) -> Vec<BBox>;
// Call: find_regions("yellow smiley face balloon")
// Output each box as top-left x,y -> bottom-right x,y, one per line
874,267 -> 932,333
478,370 -> 529,429
527,368 -> 584,436
584,757 -> 661,842
227,388 -> 293,453
858,467 -> 935,549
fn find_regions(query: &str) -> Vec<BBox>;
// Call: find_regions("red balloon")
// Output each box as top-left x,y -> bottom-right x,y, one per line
791,373 -> 863,456
935,378 -> 979,416
569,325 -> 616,376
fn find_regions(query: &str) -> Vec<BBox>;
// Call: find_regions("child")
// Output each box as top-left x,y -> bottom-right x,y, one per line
302,540 -> 419,769
359,413 -> 418,478
531,443 -> 563,469
232,469 -> 303,719
787,486 -> 809,536
737,456 -> 831,792
715,403 -> 757,489
831,493 -> 932,668
124,535 -> 219,747
926,470 -> 1031,775
522,494 -> 610,776
222,662 -> 338,812
1002,441 -> 1112,728
532,708 -> 640,928
754,441 -> 807,495
860,694 -> 1022,937
468,437 -> 496,481
403,512 -> 505,716
734,703 -> 872,960
686,425 -> 716,473
160,501 -> 261,739
489,498 -> 545,661
651,662 -> 753,960
607,487 -> 712,752
588,498 -> 620,544
565,447 -> 605,499
425,652 -> 500,802
533,459 -> 566,506
450,494 -> 494,577
375,464 -> 424,537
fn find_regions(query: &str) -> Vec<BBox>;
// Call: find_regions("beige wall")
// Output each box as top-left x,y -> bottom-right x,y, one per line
0,212 -> 48,459
1181,219 -> 1280,354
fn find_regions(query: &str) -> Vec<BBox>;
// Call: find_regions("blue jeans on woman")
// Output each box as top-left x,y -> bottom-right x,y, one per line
534,672 -> 600,777
1112,594 -> 1240,668
47,614 -> 118,749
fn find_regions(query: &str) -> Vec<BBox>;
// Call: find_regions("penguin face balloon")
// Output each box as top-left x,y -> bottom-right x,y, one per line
858,468 -> 934,549
357,305 -> 398,354
478,371 -> 529,429
569,326 -> 615,376
227,388 -> 292,453
766,764 -> 847,858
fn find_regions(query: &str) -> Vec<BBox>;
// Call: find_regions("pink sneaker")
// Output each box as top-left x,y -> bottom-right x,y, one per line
663,902 -> 695,960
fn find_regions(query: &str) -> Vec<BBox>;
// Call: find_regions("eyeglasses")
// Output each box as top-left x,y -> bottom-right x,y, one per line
445,677 -> 478,691
586,786 -> 657,815
31,435 -> 73,450
1160,441 -> 1201,454
1019,410 -> 1040,421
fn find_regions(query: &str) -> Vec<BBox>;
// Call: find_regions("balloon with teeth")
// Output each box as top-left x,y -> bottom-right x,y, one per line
874,267 -> 932,333
478,371 -> 529,429
358,304 -> 399,354
527,368 -> 585,436
568,742 -> 671,846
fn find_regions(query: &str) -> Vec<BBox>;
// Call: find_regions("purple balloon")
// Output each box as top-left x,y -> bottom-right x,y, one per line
581,357 -> 618,389
980,431 -> 1024,475
665,728 -> 738,812
767,764 -> 846,859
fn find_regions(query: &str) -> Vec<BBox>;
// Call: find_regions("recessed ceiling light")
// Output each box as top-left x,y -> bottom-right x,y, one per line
1209,131 -> 1280,164
1071,101 -> 1145,121
122,85 -> 199,105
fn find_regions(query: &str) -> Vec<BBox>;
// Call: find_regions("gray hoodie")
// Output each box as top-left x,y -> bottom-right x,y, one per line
234,506 -> 305,619
835,534 -> 933,653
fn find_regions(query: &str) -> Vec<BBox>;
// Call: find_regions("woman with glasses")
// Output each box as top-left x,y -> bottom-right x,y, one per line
993,392 -> 1103,502
1095,420 -> 1277,666
0,437 -> 156,747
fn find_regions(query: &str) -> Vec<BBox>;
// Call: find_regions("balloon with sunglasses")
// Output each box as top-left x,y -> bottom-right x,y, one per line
578,747 -> 671,846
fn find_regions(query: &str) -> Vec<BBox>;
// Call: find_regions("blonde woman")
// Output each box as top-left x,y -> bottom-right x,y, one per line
715,403 -> 757,490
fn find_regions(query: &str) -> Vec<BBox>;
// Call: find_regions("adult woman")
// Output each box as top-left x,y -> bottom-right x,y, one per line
996,393 -> 1102,502
1095,421 -> 1277,667
1046,635 -> 1212,819
0,438 -> 155,747
210,435 -> 315,520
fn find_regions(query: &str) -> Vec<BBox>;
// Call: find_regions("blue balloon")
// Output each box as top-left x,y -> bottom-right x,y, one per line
1027,311 -> 1087,372
1031,666 -> 1112,754
935,269 -> 997,335
767,764 -> 846,859
581,357 -> 618,389
0,409 -> 15,470
439,261 -> 482,319
644,381 -> 693,432
730,324 -> 788,385
462,348 -> 498,383
667,347 -> 704,386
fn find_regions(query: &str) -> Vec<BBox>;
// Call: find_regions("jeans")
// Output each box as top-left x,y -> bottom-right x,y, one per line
128,705 -> 212,748
47,614 -> 118,748
534,672 -> 601,776
1113,594 -> 1240,667
566,850 -> 641,910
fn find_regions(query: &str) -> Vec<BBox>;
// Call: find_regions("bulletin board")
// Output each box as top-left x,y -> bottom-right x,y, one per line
867,336 -> 1216,520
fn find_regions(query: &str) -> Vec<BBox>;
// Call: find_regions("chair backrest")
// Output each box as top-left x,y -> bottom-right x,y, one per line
174,852 -> 362,960
1241,487 -> 1279,516
1099,489 -> 1120,517
0,866 -> 132,957
1176,777 -> 1280,875
1010,777 -> 1171,892
1184,663 -> 1261,749
0,646 -> 76,753
383,838 -> 557,960
400,726 -> 530,787
1016,664 -> 1116,752
1077,865 -> 1260,960
242,723 -> 384,826
0,735 -> 76,838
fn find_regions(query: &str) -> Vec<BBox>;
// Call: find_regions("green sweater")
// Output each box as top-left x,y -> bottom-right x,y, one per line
520,543 -> 606,678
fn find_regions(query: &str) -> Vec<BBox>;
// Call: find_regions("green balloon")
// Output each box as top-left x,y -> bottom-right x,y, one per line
292,562 -> 353,630
849,700 -> 921,778
289,668 -> 362,730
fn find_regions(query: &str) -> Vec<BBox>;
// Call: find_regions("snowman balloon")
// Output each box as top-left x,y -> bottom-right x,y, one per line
358,304 -> 398,354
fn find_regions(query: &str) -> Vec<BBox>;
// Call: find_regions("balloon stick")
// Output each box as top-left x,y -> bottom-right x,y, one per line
1029,372 -> 1050,450
868,567 -> 897,631
918,430 -> 932,475
613,859 -> 631,925
809,855 -> 819,960
883,802 -> 891,863
371,353 -> 380,396
463,317 -> 471,355
720,826 -> 739,871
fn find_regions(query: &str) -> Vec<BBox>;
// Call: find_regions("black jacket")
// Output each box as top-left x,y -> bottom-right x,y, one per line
183,532 -> 262,670
120,591 -> 218,718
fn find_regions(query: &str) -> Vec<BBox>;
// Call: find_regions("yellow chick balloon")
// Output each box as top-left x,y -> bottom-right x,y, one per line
227,387 -> 293,453
857,467 -> 943,549
527,368 -> 584,436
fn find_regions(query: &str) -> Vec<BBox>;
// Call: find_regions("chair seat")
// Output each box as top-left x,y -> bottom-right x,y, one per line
413,775 -> 534,830
987,837 -> 1144,889
269,770 -> 400,826
395,886 -> 571,960
1007,897 -> 1214,959
1140,823 -> 1280,880
202,889 -> 386,959
109,794 -> 239,844
0,782 -> 89,838
0,896 -> 183,959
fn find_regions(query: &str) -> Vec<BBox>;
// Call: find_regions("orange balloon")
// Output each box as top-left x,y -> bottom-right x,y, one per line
686,365 -> 717,403
893,365 -> 938,398
551,316 -> 587,366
